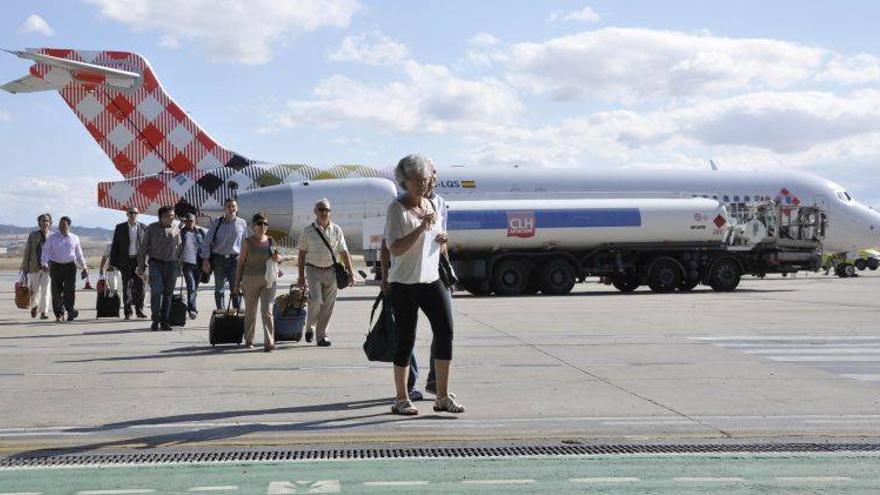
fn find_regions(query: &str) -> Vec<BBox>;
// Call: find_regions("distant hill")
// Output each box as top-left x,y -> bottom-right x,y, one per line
0,224 -> 113,238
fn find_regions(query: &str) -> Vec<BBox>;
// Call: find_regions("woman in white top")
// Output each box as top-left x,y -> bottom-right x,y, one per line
384,154 -> 464,416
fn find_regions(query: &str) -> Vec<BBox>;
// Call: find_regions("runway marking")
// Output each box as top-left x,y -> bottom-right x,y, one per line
601,420 -> 695,426
0,492 -> 43,495
766,356 -> 880,362
187,487 -> 238,492
841,374 -> 880,381
773,476 -> 852,482
569,477 -> 640,483
673,477 -> 746,482
693,336 -> 880,341
462,479 -> 534,485
78,490 -> 155,495
362,481 -> 429,486
743,348 -> 880,354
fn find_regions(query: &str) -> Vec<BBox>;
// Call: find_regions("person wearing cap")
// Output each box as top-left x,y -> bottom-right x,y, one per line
179,213 -> 206,319
296,198 -> 354,347
110,207 -> 147,319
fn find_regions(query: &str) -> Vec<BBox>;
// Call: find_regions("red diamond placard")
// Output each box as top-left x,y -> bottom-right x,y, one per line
713,215 -> 726,228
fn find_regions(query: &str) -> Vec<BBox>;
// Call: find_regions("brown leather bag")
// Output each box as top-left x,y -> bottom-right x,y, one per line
15,274 -> 30,310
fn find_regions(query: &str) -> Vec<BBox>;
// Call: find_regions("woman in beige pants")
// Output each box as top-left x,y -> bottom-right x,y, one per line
234,212 -> 282,352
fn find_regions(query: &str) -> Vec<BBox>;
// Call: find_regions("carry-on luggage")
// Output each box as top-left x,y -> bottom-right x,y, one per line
273,284 -> 308,342
209,300 -> 244,346
14,274 -> 30,310
169,280 -> 187,327
96,286 -> 120,318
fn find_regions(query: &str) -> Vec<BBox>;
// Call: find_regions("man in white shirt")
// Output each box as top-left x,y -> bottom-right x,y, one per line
41,216 -> 88,322
296,199 -> 355,347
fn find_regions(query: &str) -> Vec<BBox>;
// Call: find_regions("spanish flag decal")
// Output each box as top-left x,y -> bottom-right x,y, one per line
462,180 -> 476,188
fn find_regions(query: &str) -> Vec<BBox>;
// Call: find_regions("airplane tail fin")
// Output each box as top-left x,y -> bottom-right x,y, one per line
2,48 -> 252,178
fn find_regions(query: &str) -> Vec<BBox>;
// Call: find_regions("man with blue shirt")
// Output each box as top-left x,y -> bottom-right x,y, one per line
201,198 -> 247,310
41,216 -> 88,322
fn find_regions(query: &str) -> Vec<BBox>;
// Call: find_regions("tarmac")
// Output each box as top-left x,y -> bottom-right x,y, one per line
1,270 -> 879,456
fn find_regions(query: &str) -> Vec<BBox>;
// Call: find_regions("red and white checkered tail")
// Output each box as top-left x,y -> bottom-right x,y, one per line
1,48 -> 253,179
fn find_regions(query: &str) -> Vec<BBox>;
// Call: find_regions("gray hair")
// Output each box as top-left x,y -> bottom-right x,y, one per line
314,198 -> 331,210
395,154 -> 433,190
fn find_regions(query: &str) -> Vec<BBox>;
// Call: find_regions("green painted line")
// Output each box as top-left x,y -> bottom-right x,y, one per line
1,454 -> 878,494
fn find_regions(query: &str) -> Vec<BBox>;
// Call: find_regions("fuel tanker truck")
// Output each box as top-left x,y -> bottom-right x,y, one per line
444,197 -> 825,296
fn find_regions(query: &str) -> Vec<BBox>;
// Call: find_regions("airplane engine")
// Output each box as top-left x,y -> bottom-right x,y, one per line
236,177 -> 398,251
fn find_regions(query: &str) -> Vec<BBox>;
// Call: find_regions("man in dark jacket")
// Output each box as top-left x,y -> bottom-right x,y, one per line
110,207 -> 147,320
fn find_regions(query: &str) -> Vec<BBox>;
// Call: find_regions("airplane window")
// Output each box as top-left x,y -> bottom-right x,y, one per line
712,195 -> 718,200
723,195 -> 730,202
744,195 -> 750,202
844,191 -> 853,201
733,195 -> 740,202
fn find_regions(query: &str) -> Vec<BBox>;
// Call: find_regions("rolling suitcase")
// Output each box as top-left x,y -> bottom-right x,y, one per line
169,282 -> 187,327
96,288 -> 120,318
274,305 -> 306,342
209,301 -> 244,346
273,285 -> 308,342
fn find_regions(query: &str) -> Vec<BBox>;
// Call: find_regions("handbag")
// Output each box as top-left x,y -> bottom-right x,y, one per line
363,293 -> 397,362
14,273 -> 30,310
264,238 -> 279,286
312,223 -> 351,289
427,199 -> 458,289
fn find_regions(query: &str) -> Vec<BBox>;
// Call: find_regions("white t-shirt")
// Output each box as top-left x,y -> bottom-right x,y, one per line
384,199 -> 441,284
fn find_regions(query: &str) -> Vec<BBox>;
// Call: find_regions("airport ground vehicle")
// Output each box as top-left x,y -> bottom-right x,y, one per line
445,198 -> 825,296
822,248 -> 880,277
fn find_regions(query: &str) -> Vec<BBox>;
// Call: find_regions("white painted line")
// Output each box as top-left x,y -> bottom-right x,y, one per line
841,374 -> 880,381
718,343 -> 880,348
0,492 -> 43,495
462,479 -> 535,485
362,481 -> 429,486
744,348 -> 880,354
673,477 -> 746,482
78,490 -> 156,495
601,420 -> 693,426
805,418 -> 880,424
570,477 -> 640,483
693,336 -> 880,341
188,487 -> 239,492
773,476 -> 852,482
766,356 -> 880,362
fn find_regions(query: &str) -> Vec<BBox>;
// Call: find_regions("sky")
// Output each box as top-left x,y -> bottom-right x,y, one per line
1,0 -> 880,227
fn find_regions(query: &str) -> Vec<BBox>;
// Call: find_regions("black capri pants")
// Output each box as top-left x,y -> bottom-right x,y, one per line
389,279 -> 454,367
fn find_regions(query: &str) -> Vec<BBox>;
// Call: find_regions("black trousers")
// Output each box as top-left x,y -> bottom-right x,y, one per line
119,256 -> 145,315
389,280 -> 454,367
49,262 -> 77,318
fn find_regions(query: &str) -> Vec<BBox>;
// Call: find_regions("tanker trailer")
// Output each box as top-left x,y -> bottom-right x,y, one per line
445,197 -> 822,296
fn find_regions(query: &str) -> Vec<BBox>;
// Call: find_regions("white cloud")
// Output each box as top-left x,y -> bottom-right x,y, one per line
0,176 -> 123,228
86,0 -> 360,64
329,31 -> 409,66
547,6 -> 600,23
19,14 -> 54,36
466,32 -> 507,67
0,109 -> 11,122
507,28 -> 826,102
817,53 -> 880,85
269,61 -> 522,134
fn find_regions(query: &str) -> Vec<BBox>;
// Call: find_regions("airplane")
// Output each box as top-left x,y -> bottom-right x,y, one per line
3,48 -> 879,274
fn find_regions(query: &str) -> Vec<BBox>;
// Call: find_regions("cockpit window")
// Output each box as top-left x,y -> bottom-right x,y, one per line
844,191 -> 852,201
837,191 -> 853,202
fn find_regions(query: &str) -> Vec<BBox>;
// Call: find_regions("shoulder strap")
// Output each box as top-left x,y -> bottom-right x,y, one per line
210,218 -> 222,248
369,293 -> 384,328
312,223 -> 338,264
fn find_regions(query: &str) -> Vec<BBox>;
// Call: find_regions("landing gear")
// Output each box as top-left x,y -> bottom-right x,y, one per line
709,258 -> 741,292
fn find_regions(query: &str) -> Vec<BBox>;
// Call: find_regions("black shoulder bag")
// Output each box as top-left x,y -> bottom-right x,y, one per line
364,293 -> 396,362
312,223 -> 351,289
427,199 -> 458,289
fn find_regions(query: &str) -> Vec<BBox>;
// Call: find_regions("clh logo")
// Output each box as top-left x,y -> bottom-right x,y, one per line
507,211 -> 536,238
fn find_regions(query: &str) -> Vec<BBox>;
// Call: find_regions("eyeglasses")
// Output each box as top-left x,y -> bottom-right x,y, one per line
127,212 -> 137,216
317,208 -> 331,212
255,221 -> 269,226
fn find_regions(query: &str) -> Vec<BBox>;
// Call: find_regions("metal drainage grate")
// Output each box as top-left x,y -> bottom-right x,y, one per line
2,443 -> 879,468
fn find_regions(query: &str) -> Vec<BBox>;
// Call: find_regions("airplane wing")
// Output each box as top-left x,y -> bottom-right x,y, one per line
0,74 -> 54,93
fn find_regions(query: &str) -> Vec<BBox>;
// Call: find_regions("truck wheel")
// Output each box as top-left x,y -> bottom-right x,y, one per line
611,272 -> 639,293
678,278 -> 699,292
835,263 -> 850,278
537,260 -> 576,295
492,259 -> 532,296
869,258 -> 879,270
648,258 -> 682,293
709,258 -> 741,292
855,259 -> 867,271
461,280 -> 490,296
